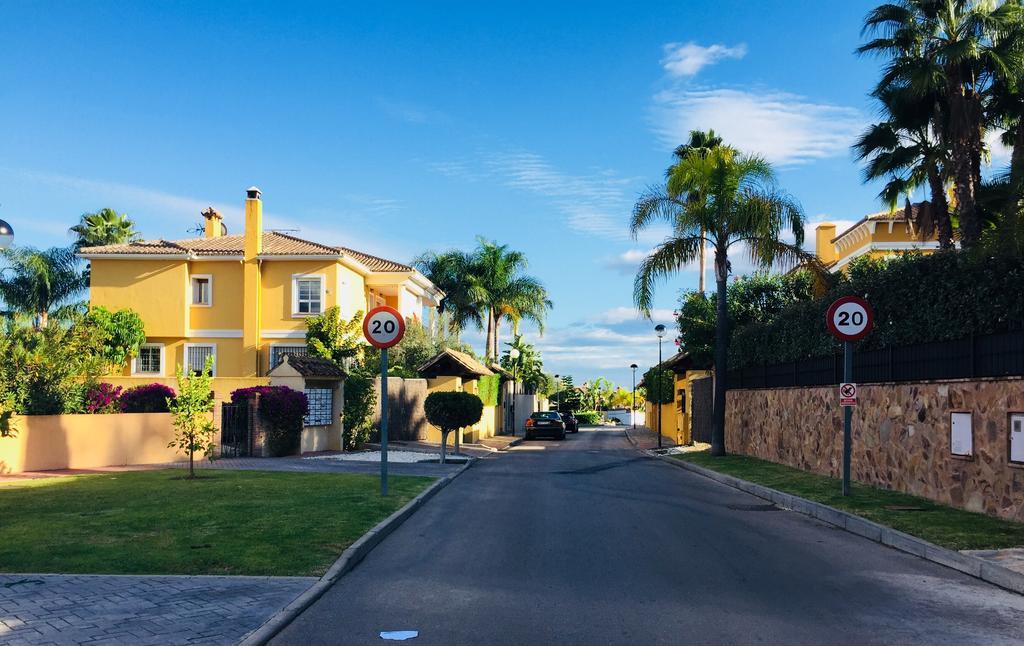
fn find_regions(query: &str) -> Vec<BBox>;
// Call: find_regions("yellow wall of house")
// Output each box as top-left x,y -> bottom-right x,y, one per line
0,413 -> 191,474
187,261 -> 244,330
90,260 -> 188,337
337,264 -> 368,319
260,260 -> 339,332
643,369 -> 711,445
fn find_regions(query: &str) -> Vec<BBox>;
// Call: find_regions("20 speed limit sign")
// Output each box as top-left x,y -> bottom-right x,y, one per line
363,306 -> 406,349
825,296 -> 874,342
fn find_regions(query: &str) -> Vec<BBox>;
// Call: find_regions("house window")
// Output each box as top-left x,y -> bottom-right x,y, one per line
1011,414 -> 1024,464
191,275 -> 212,306
133,344 -> 164,375
293,275 -> 323,316
270,345 -> 308,370
950,412 -> 973,457
304,388 -> 333,426
185,344 -> 216,376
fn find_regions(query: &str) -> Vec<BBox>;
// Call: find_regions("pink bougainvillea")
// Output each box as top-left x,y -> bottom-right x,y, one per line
85,383 -> 123,414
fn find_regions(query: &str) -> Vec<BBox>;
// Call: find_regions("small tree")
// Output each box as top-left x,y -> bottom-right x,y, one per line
643,367 -> 674,405
424,391 -> 483,464
167,356 -> 217,478
85,306 -> 146,370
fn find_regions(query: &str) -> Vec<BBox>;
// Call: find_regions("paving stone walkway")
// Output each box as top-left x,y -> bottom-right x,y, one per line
0,574 -> 315,645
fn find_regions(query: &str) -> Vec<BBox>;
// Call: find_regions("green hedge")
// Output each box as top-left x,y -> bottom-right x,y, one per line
575,411 -> 601,424
477,374 -> 500,407
729,251 -> 1024,368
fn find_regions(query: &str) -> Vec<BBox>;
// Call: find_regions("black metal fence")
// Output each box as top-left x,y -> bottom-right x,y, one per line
727,329 -> 1024,389
220,403 -> 251,457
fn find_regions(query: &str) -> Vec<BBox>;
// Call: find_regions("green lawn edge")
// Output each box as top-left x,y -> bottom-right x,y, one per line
675,451 -> 1024,551
0,469 -> 434,577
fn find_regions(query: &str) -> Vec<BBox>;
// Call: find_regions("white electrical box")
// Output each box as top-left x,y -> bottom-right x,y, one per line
951,412 -> 973,457
1011,414 -> 1024,464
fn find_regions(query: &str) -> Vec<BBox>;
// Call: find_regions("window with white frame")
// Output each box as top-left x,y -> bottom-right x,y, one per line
270,345 -> 308,370
185,344 -> 216,375
191,275 -> 212,306
293,275 -> 323,316
133,344 -> 164,375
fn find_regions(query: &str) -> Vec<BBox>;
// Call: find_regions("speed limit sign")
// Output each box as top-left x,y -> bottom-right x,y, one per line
363,306 -> 406,349
826,296 -> 874,342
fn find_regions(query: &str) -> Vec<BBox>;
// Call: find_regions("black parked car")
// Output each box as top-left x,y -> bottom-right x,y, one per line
525,411 -> 566,440
561,411 -> 579,433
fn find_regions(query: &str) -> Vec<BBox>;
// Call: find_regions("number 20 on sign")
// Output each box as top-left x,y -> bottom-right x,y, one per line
363,306 -> 406,496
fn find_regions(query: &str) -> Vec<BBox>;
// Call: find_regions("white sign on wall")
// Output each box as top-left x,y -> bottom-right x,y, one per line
950,412 -> 973,457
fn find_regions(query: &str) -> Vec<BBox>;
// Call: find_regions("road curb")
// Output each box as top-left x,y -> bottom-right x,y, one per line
239,460 -> 474,645
648,452 -> 1024,596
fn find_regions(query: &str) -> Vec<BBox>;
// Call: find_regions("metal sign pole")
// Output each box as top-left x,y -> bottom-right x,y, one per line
842,341 -> 852,497
381,347 -> 389,497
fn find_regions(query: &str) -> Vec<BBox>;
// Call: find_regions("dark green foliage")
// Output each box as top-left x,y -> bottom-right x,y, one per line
677,271 -> 816,367
553,375 -> 582,412
643,368 -> 674,404
85,306 -> 146,369
231,386 -> 310,457
477,375 -> 500,407
342,370 -> 376,450
729,252 -> 1024,368
575,411 -> 601,424
424,391 -> 484,432
120,383 -> 176,413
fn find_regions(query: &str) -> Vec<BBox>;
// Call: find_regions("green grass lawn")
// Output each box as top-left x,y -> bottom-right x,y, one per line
0,470 -> 433,576
676,451 -> 1024,551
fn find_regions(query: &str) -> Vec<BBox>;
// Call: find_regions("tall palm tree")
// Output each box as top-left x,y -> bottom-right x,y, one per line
0,247 -> 87,328
69,208 -> 141,250
859,0 -> 1024,248
632,146 -> 815,456
470,239 -> 551,361
666,129 -> 724,293
413,249 -> 482,340
854,85 -> 954,248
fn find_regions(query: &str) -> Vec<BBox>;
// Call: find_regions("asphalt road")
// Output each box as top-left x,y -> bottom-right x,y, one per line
274,427 -> 1024,646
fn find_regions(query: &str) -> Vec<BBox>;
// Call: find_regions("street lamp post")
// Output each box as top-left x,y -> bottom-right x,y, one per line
654,325 -> 666,449
0,219 -> 14,250
509,348 -> 520,437
630,363 -> 638,429
553,374 -> 560,412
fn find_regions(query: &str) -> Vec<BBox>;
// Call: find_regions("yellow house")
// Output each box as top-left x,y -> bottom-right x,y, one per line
80,187 -> 443,388
643,352 -> 711,446
815,201 -> 951,273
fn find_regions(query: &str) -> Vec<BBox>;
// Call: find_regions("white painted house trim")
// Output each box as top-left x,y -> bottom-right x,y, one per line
262,330 -> 307,339
190,274 -> 213,307
187,329 -> 243,338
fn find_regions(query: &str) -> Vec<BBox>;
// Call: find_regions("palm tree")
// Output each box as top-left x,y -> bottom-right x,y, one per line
0,247 -> 88,328
413,250 -> 482,340
854,85 -> 954,248
470,239 -> 551,361
69,208 -> 140,250
632,146 -> 815,456
859,0 -> 1024,248
666,129 -> 724,293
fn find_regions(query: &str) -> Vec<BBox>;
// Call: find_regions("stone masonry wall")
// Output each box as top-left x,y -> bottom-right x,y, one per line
726,378 -> 1024,521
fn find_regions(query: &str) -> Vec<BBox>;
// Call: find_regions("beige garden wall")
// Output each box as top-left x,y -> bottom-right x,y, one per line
0,413 -> 187,474
726,377 -> 1024,522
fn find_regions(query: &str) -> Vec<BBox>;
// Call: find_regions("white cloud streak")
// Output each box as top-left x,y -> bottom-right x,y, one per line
661,42 -> 747,77
652,88 -> 864,166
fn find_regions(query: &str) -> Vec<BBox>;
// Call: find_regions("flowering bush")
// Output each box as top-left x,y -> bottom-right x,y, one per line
230,386 -> 308,456
120,383 -> 176,413
85,383 -> 122,414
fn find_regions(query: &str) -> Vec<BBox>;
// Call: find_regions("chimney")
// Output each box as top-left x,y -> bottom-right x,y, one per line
815,223 -> 837,265
202,207 -> 224,239
244,186 -> 262,259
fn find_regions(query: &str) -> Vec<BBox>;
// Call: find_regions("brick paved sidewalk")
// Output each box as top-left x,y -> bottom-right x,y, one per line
622,425 -> 679,451
0,574 -> 314,645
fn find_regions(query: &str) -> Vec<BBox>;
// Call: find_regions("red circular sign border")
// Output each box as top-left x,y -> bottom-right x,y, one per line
363,306 -> 406,349
825,296 -> 874,342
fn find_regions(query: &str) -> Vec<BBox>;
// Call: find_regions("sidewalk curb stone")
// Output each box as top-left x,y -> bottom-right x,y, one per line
238,460 -> 474,645
627,430 -> 1024,597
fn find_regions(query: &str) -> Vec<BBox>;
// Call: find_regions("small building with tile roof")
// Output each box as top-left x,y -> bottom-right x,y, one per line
80,186 -> 443,381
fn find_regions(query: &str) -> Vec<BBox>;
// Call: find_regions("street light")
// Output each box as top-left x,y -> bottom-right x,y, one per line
553,374 -> 560,412
509,348 -> 520,437
654,325 -> 666,449
630,364 -> 638,429
0,219 -> 13,250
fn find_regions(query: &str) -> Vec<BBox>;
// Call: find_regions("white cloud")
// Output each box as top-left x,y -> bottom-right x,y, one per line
661,42 -> 747,77
595,306 -> 675,325
985,128 -> 1013,167
651,88 -> 863,167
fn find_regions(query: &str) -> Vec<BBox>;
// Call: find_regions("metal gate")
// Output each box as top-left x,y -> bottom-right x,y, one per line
220,403 -> 251,457
690,376 -> 713,444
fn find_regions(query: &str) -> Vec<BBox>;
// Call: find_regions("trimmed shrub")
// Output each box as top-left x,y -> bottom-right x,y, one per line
120,383 -> 176,413
424,391 -> 483,463
643,368 -> 674,404
575,411 -> 601,425
85,382 -> 122,414
230,386 -> 308,457
477,374 -> 500,407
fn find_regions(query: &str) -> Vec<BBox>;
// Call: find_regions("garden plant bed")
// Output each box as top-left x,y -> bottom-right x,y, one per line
0,469 -> 433,576
675,451 -> 1024,552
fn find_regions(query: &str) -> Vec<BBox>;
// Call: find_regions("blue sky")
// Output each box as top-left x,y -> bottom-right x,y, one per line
1,0 -> 927,388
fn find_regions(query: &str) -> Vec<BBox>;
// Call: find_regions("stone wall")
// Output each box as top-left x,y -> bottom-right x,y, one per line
726,378 -> 1024,521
